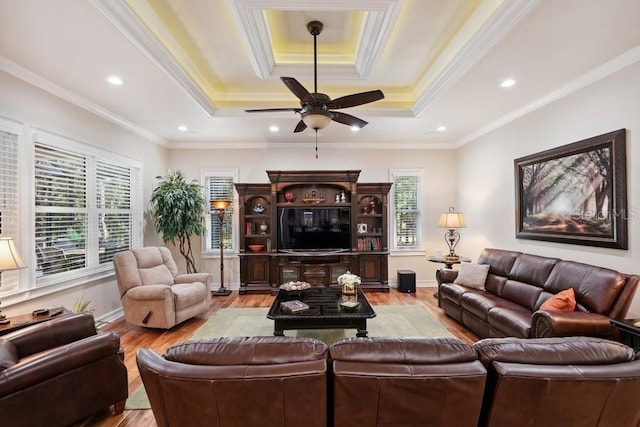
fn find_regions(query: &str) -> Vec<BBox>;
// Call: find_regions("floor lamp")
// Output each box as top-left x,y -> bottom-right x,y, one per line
211,199 -> 232,296
0,237 -> 27,324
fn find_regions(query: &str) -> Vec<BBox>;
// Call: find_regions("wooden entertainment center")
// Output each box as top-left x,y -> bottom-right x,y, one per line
235,170 -> 391,294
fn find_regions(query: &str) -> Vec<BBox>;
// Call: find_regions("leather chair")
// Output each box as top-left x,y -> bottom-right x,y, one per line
0,312 -> 128,427
137,336 -> 329,427
113,247 -> 212,329
474,336 -> 640,427
329,337 -> 487,427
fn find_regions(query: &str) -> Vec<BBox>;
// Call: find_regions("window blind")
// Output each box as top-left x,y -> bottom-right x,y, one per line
207,176 -> 234,251
0,129 -> 20,291
391,171 -> 423,250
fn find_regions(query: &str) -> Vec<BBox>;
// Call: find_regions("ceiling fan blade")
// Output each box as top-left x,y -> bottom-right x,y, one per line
281,77 -> 315,104
293,120 -> 307,133
328,90 -> 384,109
331,112 -> 368,128
244,108 -> 301,113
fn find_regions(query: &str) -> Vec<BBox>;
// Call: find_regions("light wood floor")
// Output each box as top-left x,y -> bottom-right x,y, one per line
82,287 -> 477,427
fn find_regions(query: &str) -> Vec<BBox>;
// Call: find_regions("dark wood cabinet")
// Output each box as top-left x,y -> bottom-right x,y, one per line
235,171 -> 391,294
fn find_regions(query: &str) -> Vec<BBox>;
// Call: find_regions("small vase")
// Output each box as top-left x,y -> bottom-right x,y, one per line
260,221 -> 268,234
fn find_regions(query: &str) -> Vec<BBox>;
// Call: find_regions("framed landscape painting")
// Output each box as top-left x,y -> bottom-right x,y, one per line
514,129 -> 627,249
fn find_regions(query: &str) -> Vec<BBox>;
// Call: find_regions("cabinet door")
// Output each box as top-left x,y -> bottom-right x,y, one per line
246,256 -> 270,284
281,266 -> 301,283
303,265 -> 328,286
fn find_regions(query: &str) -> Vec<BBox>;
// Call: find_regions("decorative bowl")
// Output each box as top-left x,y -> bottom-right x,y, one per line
248,244 -> 265,252
280,281 -> 311,292
252,204 -> 265,214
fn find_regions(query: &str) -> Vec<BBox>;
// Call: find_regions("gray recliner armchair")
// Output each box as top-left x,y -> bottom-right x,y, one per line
113,247 -> 211,329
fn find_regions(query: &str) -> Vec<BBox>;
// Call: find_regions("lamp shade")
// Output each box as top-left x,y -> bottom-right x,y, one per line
302,112 -> 332,130
210,199 -> 231,210
0,237 -> 26,271
438,207 -> 466,229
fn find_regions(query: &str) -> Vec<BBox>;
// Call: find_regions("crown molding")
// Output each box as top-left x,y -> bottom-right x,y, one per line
230,0 -> 400,80
91,0 -> 217,117
0,56 -> 167,146
457,45 -> 640,146
412,0 -> 543,115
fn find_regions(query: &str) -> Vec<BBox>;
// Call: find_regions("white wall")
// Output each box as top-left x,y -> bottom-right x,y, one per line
168,145 -> 458,287
457,61 -> 640,317
0,70 -> 168,319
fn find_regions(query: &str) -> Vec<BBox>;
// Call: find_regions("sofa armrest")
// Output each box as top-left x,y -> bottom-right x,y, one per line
532,311 -> 618,338
175,273 -> 212,286
125,284 -> 172,300
5,312 -> 97,359
436,268 -> 458,285
0,332 -> 122,397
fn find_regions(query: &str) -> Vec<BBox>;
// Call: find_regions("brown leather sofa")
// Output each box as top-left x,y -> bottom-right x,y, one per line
329,337 -> 487,427
438,248 -> 638,339
0,312 -> 128,427
137,335 -> 640,427
474,336 -> 640,427
137,336 -> 329,427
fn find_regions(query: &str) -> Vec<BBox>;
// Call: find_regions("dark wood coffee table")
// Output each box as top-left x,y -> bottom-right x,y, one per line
267,287 -> 376,337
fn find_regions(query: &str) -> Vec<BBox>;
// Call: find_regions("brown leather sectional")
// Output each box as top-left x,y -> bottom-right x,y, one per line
437,248 -> 639,339
0,312 -> 128,427
136,335 -> 640,427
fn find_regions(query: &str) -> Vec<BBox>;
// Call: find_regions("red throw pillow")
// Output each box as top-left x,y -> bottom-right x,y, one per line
540,288 -> 576,312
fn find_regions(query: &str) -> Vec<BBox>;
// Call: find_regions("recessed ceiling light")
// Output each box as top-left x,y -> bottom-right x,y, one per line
500,78 -> 516,88
269,125 -> 279,132
177,125 -> 188,132
106,75 -> 123,86
437,126 -> 447,132
350,126 -> 361,132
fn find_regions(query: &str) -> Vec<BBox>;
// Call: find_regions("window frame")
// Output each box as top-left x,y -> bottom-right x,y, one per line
201,168 -> 238,256
389,168 -> 424,253
1,122 -> 143,306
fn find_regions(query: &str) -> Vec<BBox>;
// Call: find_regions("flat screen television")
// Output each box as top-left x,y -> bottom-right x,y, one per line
278,206 -> 351,252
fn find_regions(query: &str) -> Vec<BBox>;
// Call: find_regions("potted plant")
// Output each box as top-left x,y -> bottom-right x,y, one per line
150,170 -> 206,273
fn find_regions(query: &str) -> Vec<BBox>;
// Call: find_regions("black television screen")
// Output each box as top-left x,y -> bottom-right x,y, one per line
278,206 -> 351,251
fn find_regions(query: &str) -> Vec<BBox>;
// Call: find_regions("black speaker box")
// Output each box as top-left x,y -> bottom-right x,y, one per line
397,270 -> 416,293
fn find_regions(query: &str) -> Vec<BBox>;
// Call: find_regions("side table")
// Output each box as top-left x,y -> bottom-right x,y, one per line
610,318 -> 640,351
0,307 -> 71,336
427,256 -> 471,304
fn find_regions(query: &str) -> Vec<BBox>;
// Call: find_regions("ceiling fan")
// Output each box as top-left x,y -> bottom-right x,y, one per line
245,21 -> 384,133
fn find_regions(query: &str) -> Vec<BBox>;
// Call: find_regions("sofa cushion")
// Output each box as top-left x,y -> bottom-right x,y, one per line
474,336 -> 636,366
460,292 -> 508,321
330,337 -> 477,364
543,261 -> 626,315
0,338 -> 18,371
164,336 -> 328,365
508,253 -> 559,287
439,283 -> 472,305
171,282 -> 208,310
477,248 -> 521,277
500,279 -> 543,310
487,306 -> 532,338
539,288 -> 576,312
454,263 -> 490,289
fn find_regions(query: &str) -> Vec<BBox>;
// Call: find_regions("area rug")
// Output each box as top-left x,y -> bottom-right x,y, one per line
126,304 -> 453,409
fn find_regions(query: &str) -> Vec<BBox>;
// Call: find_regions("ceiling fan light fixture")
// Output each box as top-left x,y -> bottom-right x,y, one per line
302,113 -> 332,130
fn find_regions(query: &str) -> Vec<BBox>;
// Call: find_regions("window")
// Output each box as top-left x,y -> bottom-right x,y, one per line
202,169 -> 238,253
0,119 -> 20,293
34,131 -> 141,282
389,169 -> 423,251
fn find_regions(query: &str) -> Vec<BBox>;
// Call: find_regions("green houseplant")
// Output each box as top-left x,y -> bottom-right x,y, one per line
150,170 -> 206,273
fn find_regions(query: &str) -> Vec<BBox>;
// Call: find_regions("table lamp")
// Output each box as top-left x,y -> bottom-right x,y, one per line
0,237 -> 27,324
438,207 -> 466,261
211,199 -> 232,296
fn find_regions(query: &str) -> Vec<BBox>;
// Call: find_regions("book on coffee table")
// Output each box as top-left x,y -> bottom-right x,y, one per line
280,300 -> 309,313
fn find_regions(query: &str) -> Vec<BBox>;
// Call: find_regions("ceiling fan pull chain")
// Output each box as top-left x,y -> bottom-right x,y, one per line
315,130 -> 319,158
